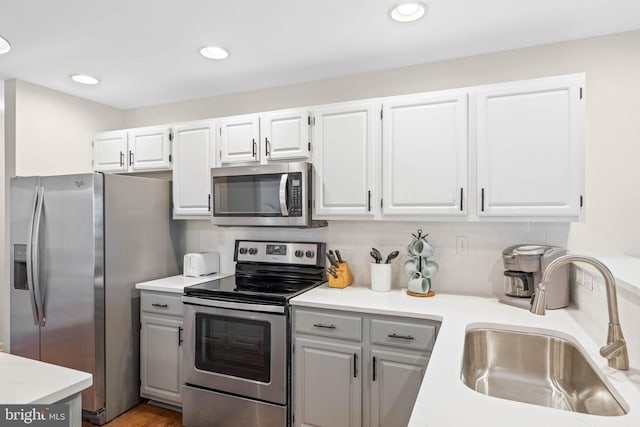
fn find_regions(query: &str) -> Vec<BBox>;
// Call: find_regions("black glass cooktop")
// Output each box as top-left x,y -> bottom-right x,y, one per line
183,275 -> 323,305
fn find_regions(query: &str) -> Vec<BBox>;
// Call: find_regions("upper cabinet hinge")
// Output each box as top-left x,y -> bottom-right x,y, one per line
579,87 -> 583,100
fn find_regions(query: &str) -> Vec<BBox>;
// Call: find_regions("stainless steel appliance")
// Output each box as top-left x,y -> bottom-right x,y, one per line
501,244 -> 568,308
182,240 -> 326,427
10,173 -> 178,424
210,162 -> 326,227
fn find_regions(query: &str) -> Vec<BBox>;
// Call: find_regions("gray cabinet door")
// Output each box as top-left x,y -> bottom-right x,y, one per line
369,348 -> 429,427
294,337 -> 362,427
140,313 -> 183,405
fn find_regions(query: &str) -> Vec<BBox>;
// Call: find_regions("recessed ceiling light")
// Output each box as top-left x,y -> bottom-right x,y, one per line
389,2 -> 428,23
69,74 -> 100,85
199,46 -> 229,60
0,34 -> 11,54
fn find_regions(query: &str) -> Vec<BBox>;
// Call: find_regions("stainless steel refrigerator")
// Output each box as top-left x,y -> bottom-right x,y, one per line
10,173 -> 178,424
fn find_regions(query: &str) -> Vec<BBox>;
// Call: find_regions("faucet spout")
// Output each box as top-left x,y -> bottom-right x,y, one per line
529,254 -> 629,370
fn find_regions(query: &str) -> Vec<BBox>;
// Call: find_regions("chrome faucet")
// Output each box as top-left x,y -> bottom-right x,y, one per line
530,254 -> 629,370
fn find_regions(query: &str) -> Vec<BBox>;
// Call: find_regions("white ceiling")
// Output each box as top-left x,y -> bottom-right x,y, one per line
1,0 -> 639,110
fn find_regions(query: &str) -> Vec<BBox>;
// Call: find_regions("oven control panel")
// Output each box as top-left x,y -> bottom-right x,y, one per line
235,240 -> 325,266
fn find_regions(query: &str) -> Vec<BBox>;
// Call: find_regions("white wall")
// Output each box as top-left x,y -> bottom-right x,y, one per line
123,30 -> 640,296
1,80 -> 124,349
11,80 -> 124,176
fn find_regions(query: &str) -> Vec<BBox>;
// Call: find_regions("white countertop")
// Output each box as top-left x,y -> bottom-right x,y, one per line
291,285 -> 640,427
0,352 -> 92,404
135,273 -> 233,293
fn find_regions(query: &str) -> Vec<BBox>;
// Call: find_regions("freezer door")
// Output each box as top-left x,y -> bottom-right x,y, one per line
37,173 -> 105,413
10,176 -> 41,359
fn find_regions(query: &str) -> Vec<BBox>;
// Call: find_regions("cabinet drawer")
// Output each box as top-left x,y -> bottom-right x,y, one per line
141,291 -> 183,317
370,319 -> 435,351
295,310 -> 362,342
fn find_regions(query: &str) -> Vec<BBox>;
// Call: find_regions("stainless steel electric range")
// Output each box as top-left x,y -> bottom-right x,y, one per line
181,240 -> 326,427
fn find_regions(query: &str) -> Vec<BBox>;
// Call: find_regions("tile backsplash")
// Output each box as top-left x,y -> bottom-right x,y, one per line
178,220 -> 570,296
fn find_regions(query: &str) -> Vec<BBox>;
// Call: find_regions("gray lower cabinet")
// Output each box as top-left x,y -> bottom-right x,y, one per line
293,307 -> 438,427
294,338 -> 362,427
140,291 -> 183,406
368,348 -> 429,427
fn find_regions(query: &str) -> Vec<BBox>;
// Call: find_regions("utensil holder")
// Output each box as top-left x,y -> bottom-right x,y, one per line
328,262 -> 354,288
371,263 -> 392,292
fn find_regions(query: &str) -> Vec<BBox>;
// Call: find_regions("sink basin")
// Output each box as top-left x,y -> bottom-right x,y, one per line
460,328 -> 627,416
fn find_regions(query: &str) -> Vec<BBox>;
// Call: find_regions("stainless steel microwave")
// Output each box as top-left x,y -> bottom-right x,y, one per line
210,162 -> 326,227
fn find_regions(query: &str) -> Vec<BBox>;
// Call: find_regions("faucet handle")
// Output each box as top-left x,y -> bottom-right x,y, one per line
530,282 -> 547,315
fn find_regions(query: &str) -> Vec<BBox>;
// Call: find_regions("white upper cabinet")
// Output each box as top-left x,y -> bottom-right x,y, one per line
172,122 -> 214,219
312,101 -> 380,220
129,126 -> 172,171
382,91 -> 468,218
476,74 -> 585,218
217,114 -> 260,164
94,127 -> 172,173
94,130 -> 128,172
260,109 -> 311,161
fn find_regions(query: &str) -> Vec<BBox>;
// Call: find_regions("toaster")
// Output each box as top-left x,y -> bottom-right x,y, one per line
183,252 -> 220,277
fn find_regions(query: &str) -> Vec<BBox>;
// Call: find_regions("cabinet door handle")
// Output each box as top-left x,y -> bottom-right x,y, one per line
265,138 -> 271,157
367,190 -> 371,212
372,356 -> 377,381
481,188 -> 485,212
312,323 -> 336,329
119,151 -> 124,167
208,194 -> 212,211
129,151 -> 134,166
178,327 -> 183,346
388,333 -> 414,340
353,353 -> 358,378
252,139 -> 257,157
460,187 -> 464,211
151,303 -> 168,308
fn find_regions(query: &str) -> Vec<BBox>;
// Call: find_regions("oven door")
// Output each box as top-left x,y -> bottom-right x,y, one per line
211,162 -> 310,227
183,300 -> 287,404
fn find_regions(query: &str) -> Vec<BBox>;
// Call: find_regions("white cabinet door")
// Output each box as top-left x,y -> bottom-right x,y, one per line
260,109 -> 310,161
128,126 -> 172,171
140,314 -> 183,405
312,101 -> 380,219
477,74 -> 585,217
218,114 -> 260,164
294,337 -> 362,427
173,122 -> 213,218
382,91 -> 468,217
369,348 -> 429,427
94,130 -> 128,172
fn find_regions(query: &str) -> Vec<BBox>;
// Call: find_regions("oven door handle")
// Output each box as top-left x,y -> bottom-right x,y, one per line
182,296 -> 285,314
279,173 -> 289,217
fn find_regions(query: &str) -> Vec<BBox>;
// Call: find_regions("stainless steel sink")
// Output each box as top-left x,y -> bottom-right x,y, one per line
461,328 -> 627,416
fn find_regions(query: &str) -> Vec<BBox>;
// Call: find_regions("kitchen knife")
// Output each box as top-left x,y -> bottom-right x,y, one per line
326,252 -> 338,268
335,250 -> 343,263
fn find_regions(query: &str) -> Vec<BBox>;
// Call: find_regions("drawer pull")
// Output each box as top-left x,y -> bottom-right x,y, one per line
151,303 -> 169,308
313,323 -> 336,329
388,333 -> 414,340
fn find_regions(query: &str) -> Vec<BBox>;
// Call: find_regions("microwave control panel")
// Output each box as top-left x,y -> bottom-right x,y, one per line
288,174 -> 303,217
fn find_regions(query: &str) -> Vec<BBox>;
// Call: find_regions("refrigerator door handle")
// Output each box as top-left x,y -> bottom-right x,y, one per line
32,186 -> 45,326
25,186 -> 40,325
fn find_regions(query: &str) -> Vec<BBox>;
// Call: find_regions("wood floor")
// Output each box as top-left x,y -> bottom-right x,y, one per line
82,403 -> 182,427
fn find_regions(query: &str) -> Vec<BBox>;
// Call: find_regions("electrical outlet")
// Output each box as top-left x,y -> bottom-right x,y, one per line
456,236 -> 468,255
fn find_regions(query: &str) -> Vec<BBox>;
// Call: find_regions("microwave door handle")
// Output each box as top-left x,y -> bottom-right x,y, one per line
279,173 -> 289,216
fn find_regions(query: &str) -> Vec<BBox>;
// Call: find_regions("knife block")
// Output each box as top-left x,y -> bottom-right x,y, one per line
328,262 -> 354,288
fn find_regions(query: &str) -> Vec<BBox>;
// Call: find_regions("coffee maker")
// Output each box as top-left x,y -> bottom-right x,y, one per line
501,244 -> 569,309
